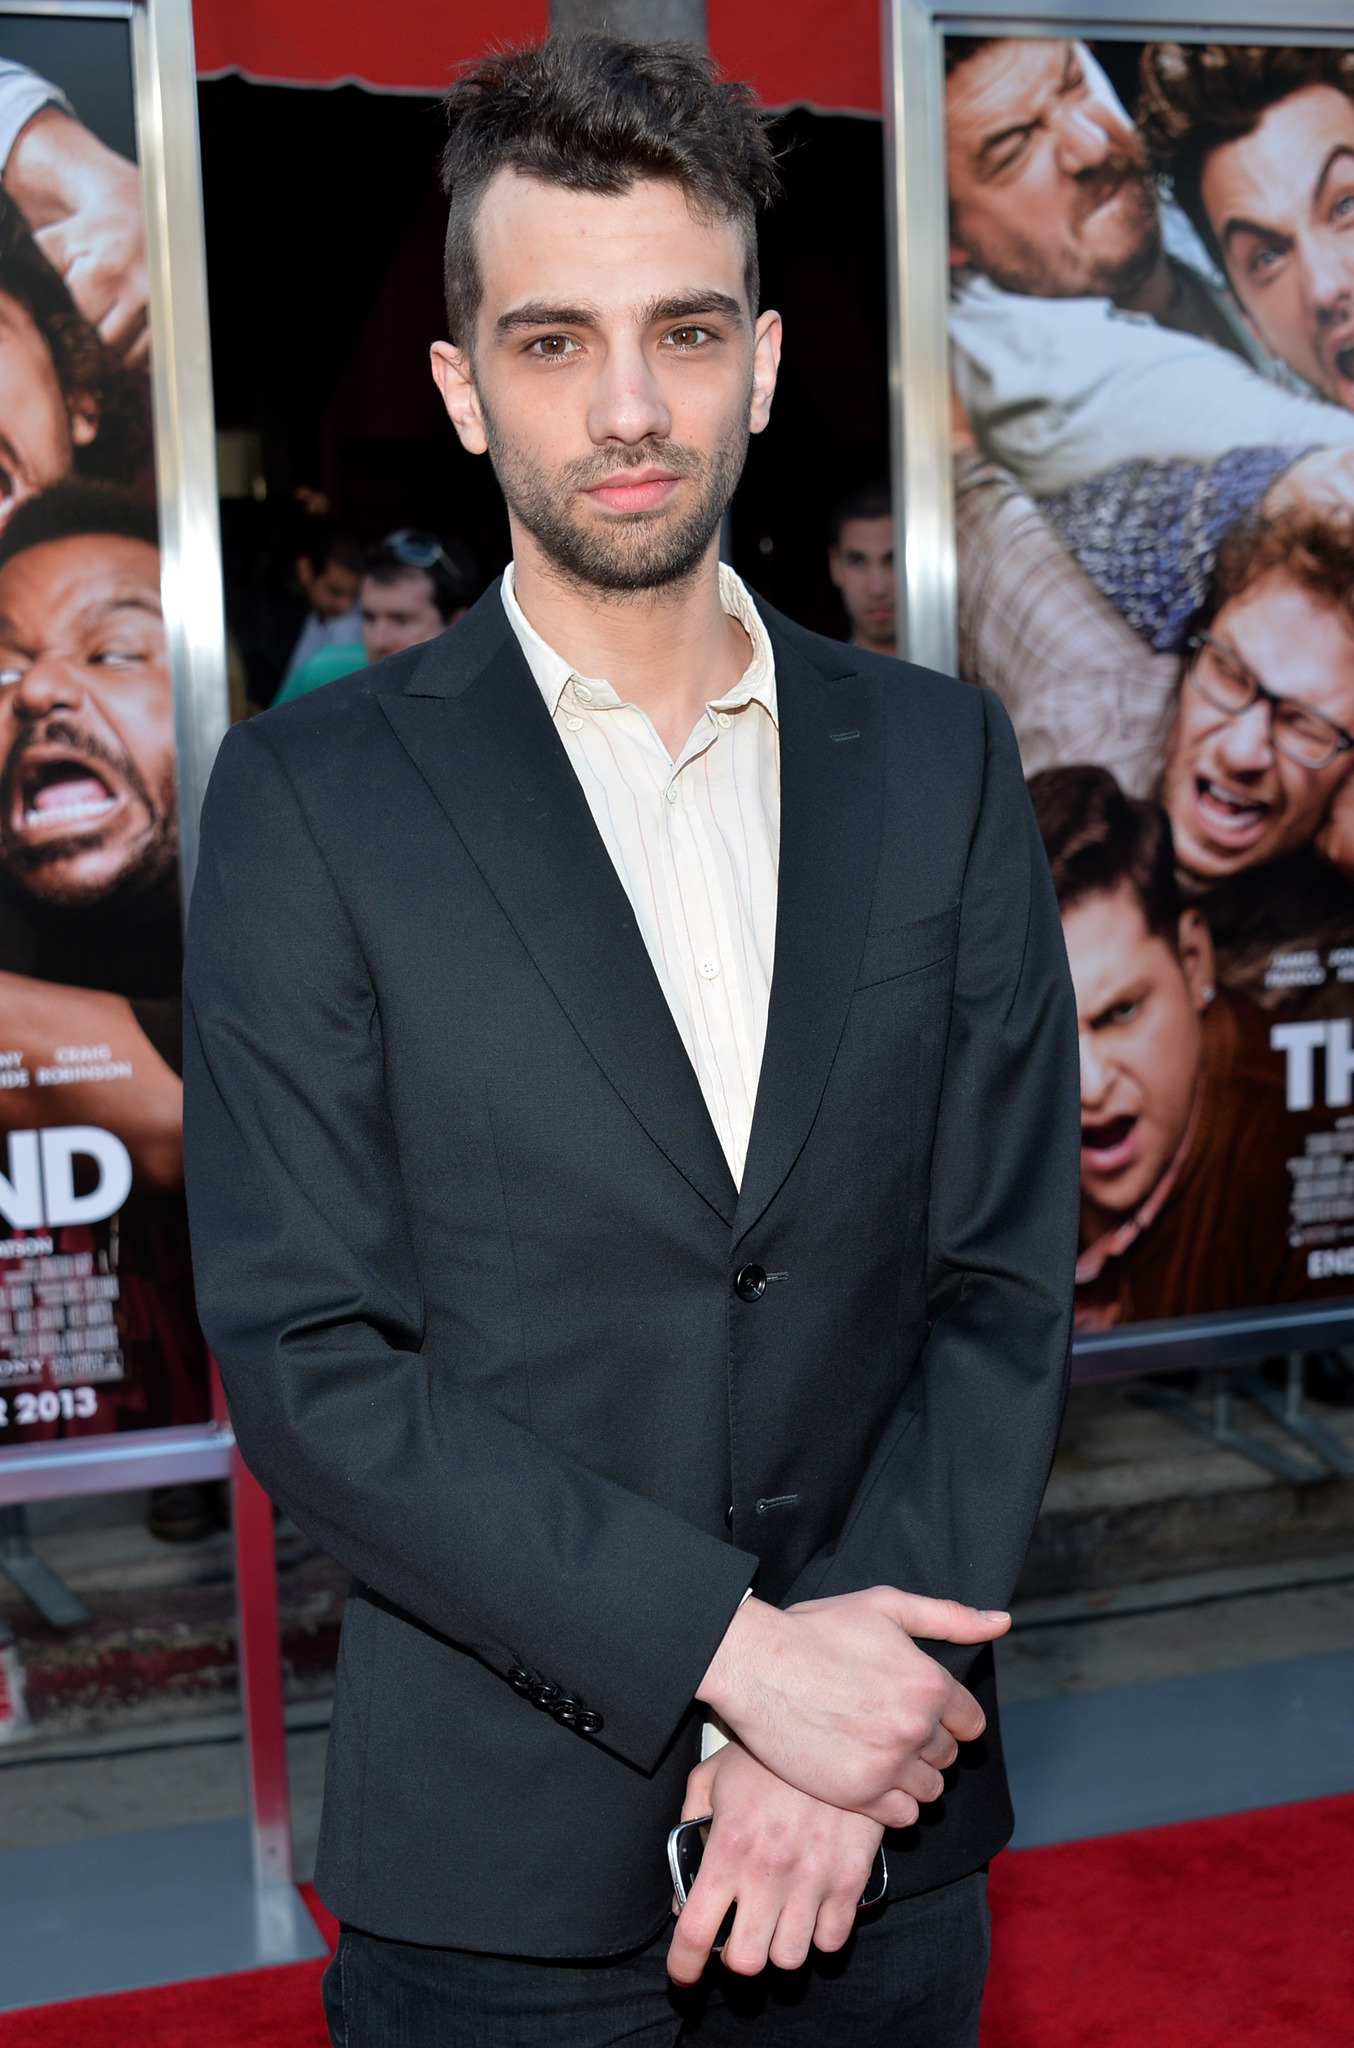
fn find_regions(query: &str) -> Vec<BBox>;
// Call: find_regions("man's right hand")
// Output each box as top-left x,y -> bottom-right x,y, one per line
695,1587 -> 1010,1830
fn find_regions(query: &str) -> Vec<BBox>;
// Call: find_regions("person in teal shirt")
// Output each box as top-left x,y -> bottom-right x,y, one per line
273,529 -> 480,702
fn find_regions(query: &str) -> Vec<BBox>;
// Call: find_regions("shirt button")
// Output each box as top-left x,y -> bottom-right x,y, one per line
666,785 -> 678,804
717,712 -> 732,729
699,959 -> 720,979
573,682 -> 593,704
565,715 -> 584,731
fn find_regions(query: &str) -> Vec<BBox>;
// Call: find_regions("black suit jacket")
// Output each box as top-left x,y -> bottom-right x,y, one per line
183,586 -> 1079,1957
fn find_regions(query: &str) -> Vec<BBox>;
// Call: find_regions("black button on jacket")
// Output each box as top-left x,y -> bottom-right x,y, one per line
183,586 -> 1079,1960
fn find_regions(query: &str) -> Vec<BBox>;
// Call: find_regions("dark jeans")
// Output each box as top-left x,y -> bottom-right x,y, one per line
321,1870 -> 989,2048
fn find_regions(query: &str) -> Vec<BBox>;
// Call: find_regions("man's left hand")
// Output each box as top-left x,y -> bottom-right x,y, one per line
667,1741 -> 885,1986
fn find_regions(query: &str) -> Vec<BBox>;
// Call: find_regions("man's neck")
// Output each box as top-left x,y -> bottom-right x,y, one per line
851,629 -> 895,660
510,529 -> 752,759
1112,251 -> 1176,321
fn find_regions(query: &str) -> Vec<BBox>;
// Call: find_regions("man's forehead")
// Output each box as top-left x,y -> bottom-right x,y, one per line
0,535 -> 162,621
475,167 -> 747,303
946,38 -> 1072,143
1206,84 -> 1354,218
1222,571 -> 1354,701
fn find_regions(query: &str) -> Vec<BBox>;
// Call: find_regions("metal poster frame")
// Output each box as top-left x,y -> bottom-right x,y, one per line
882,0 -> 1354,1377
0,0 -> 309,1973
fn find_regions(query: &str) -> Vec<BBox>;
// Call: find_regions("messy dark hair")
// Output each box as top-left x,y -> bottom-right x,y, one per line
1138,44 -> 1354,276
0,189 -> 149,482
944,37 -> 1002,80
438,34 -> 780,346
1028,764 -> 1182,943
828,479 -> 891,546
1192,507 -> 1354,642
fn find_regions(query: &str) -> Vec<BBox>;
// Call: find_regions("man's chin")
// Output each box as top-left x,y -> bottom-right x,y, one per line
2,837 -> 172,912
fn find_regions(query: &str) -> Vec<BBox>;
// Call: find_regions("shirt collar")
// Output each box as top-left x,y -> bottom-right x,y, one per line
501,560 -> 778,726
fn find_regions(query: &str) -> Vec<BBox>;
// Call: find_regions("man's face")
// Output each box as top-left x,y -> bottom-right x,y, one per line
1201,84 -> 1354,409
946,39 -> 1159,300
360,569 -> 451,662
430,170 -> 781,594
1162,569 -> 1354,880
0,534 -> 176,909
1063,884 -> 1209,1224
0,289 -> 94,536
297,555 -> 359,621
828,516 -> 895,651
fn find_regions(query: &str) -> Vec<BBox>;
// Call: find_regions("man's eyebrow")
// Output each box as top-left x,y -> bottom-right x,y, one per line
495,301 -> 601,337
1221,212 -> 1289,252
496,291 -> 744,338
1313,141 -> 1354,207
71,594 -> 162,632
643,292 -> 744,325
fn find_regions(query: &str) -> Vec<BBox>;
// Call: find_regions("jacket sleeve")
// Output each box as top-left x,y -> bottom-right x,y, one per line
183,721 -> 757,1774
784,688 -> 1079,1640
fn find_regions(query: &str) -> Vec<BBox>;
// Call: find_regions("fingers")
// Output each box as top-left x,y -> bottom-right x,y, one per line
938,1678 -> 987,1746
869,1587 -> 1011,1645
667,1876 -> 734,1985
918,1724 -> 960,1772
862,1788 -> 920,1830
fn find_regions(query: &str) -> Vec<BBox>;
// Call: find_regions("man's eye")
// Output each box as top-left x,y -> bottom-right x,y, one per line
1249,246 -> 1284,276
1105,1001 -> 1140,1025
665,325 -> 710,348
0,664 -> 23,686
88,647 -> 141,667
1334,193 -> 1354,223
530,334 -> 576,358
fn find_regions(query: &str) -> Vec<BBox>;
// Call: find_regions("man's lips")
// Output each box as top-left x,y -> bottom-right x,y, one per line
13,757 -> 121,836
1081,1113 -> 1138,1173
583,470 -> 682,514
1192,774 -> 1272,849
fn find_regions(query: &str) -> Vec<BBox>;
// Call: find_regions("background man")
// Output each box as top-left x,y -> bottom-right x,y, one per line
185,34 -> 1077,2046
826,481 -> 895,655
274,527 -> 481,701
1030,764 -> 1308,1326
276,519 -> 363,690
1140,46 -> 1354,414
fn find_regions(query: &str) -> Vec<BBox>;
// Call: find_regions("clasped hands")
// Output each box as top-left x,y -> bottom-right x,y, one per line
668,1586 -> 1009,1985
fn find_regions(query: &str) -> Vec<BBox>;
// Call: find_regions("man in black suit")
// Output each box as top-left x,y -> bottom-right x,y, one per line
183,35 -> 1079,2047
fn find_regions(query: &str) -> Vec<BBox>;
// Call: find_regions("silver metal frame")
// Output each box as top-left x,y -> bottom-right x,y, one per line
883,0 -> 1354,1373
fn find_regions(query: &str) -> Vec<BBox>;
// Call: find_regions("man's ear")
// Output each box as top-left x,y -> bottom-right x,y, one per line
1177,907 -> 1217,1012
948,237 -> 972,270
431,340 -> 488,456
67,387 -> 98,448
827,545 -> 844,591
748,310 -> 782,436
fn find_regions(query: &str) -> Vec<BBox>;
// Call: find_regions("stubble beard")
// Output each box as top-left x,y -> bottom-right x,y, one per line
482,402 -> 750,596
965,158 -> 1162,303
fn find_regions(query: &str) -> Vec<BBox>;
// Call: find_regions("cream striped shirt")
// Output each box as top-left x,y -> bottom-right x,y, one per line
502,563 -> 779,1189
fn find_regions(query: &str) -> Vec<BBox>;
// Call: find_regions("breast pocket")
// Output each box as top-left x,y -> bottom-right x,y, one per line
855,904 -> 960,990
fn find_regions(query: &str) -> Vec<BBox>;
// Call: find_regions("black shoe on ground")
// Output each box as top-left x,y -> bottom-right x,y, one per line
148,1482 -> 224,1543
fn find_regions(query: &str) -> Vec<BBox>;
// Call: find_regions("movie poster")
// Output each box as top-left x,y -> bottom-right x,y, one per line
944,35 -> 1354,1329
0,12 -> 205,1440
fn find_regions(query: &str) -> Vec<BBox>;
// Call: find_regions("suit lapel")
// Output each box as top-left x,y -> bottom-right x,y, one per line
734,619 -> 884,1245
380,597 -> 737,1225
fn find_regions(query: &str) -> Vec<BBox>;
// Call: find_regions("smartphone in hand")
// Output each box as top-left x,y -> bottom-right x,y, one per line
667,1815 -> 888,1952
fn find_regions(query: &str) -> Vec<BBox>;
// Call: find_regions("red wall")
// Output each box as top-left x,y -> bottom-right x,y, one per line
192,0 -> 882,112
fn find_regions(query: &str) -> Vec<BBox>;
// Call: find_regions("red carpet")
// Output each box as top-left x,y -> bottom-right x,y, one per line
981,1792 -> 1354,2048
0,1802 -> 1350,2045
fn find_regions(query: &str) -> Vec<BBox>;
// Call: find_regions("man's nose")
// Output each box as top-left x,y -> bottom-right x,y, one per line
1053,98 -> 1114,177
9,661 -> 79,719
1303,230 -> 1354,315
1079,1034 -> 1110,1109
587,338 -> 672,447
1215,698 -> 1276,773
